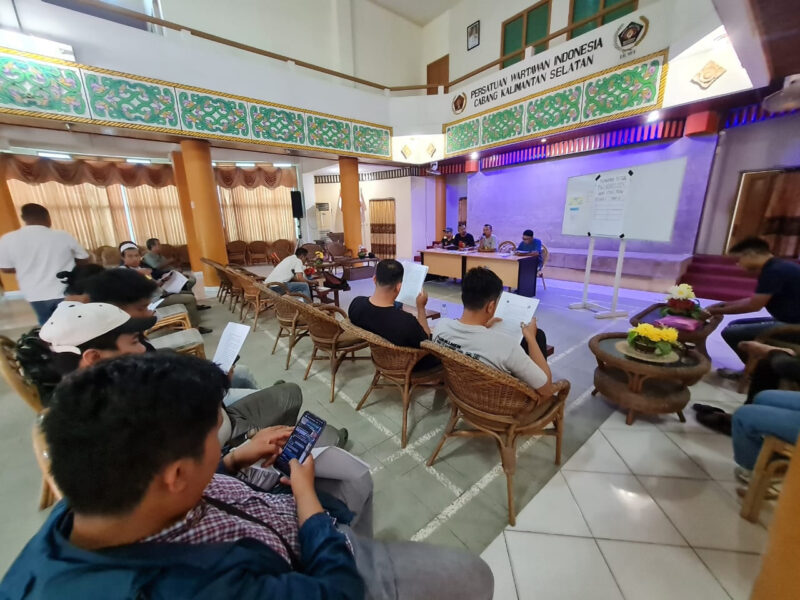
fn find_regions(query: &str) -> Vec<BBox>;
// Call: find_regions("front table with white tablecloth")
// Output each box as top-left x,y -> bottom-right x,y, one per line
419,248 -> 539,296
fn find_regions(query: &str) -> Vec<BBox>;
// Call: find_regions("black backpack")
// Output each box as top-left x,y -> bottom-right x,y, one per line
14,328 -> 61,408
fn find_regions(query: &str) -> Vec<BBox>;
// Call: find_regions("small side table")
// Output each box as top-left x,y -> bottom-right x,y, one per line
589,332 -> 710,425
629,303 -> 722,356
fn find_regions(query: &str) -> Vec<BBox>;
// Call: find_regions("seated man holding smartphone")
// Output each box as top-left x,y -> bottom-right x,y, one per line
1,354 -> 493,599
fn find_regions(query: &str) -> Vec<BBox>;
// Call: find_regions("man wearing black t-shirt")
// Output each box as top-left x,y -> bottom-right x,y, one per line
453,224 -> 475,248
348,259 -> 440,371
708,237 -> 800,377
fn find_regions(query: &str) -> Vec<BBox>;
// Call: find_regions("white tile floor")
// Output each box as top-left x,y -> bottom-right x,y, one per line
481,408 -> 771,600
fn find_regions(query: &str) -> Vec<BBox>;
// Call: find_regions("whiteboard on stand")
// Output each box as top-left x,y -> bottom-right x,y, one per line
561,157 -> 687,242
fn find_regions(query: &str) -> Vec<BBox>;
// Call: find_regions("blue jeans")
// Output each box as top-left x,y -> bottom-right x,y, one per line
732,390 -> 800,470
30,298 -> 62,325
286,281 -> 311,298
721,317 -> 785,362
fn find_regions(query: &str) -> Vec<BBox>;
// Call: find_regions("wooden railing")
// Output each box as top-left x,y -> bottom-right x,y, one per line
66,0 -> 636,94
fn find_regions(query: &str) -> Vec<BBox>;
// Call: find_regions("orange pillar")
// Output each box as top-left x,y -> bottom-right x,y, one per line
0,177 -> 20,291
179,140 -> 227,286
170,151 -> 203,273
339,156 -> 361,253
435,175 -> 446,238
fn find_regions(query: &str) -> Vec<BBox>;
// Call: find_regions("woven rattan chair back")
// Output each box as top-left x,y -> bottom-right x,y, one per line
0,336 -> 44,413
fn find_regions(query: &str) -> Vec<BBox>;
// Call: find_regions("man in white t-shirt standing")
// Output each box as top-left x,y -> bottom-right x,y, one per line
432,266 -> 554,395
0,203 -> 89,324
265,246 -> 311,297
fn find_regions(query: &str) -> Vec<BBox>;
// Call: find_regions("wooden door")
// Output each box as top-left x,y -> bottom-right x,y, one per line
458,196 -> 467,227
763,170 -> 800,257
426,55 -> 449,95
726,170 -> 779,252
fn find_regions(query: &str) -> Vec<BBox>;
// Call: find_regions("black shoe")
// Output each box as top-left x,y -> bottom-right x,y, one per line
692,403 -> 725,414
717,368 -> 744,380
336,427 -> 349,448
696,411 -> 733,436
199,326 -> 213,334
198,305 -> 212,311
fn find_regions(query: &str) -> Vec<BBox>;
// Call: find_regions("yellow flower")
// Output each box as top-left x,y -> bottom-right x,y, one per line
667,283 -> 695,301
629,323 -> 678,344
659,327 -> 679,344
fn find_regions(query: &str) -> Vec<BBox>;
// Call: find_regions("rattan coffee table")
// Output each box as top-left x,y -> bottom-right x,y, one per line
589,332 -> 710,425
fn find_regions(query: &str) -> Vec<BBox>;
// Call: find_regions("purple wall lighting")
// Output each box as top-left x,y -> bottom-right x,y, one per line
725,103 -> 800,129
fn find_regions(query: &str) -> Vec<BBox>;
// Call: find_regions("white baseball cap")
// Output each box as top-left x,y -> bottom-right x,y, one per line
39,302 -> 157,355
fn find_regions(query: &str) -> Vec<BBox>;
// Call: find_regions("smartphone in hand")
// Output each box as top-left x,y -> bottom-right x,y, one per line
273,411 -> 327,477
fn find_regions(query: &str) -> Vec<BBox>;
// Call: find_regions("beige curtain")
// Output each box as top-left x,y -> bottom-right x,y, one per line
369,198 -> 396,258
109,184 -> 186,245
2,154 -> 174,187
762,172 -> 800,258
218,185 -> 295,243
458,197 -> 467,227
7,179 -> 124,249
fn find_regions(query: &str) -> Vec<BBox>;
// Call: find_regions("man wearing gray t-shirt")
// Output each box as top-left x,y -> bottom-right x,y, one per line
432,267 -> 553,395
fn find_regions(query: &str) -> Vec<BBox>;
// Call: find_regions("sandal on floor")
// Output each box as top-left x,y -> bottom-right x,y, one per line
696,411 -> 733,436
692,403 -> 725,414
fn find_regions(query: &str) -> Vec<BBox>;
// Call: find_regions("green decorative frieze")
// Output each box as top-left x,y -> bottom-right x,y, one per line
177,89 -> 249,137
353,124 -> 391,157
83,70 -> 179,129
582,57 -> 663,122
481,104 -> 524,145
446,119 -> 480,154
250,104 -> 305,145
0,56 -> 87,117
307,115 -> 352,151
526,85 -> 582,134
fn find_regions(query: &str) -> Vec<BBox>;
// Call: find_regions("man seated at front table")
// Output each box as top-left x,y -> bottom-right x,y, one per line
453,224 -> 475,248
348,259 -> 440,371
266,247 -> 312,297
142,237 -> 196,291
432,267 -> 554,396
0,353 -> 493,599
439,227 -> 457,249
516,229 -> 542,254
477,224 -> 497,252
118,240 -> 211,333
707,237 -> 800,379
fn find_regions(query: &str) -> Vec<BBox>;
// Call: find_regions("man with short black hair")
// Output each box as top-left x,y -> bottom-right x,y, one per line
142,237 -> 196,291
453,223 -> 475,248
348,259 -> 440,371
266,247 -> 312,297
708,237 -> 800,377
477,224 -> 497,252
517,229 -> 542,254
0,354 -> 493,599
0,203 -> 89,324
433,267 -> 554,395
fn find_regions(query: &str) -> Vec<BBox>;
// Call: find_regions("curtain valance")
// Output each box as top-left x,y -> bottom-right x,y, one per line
215,165 -> 297,190
1,155 -> 175,187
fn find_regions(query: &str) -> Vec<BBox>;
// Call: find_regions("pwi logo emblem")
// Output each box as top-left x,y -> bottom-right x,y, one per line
614,16 -> 648,52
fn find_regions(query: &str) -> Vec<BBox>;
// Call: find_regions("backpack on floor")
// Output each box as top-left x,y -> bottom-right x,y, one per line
14,328 -> 61,408
323,271 -> 351,291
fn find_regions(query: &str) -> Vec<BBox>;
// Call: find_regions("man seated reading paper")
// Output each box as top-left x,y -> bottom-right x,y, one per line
516,230 -> 542,255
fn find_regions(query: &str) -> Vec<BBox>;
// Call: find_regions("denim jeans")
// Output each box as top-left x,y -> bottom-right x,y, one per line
30,298 -> 62,325
285,281 -> 311,298
720,317 -> 785,362
732,390 -> 800,470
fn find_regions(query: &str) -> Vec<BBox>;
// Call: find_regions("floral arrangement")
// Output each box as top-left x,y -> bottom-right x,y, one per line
627,323 -> 680,356
314,250 -> 325,267
661,284 -> 704,319
304,266 -> 317,277
357,245 -> 368,259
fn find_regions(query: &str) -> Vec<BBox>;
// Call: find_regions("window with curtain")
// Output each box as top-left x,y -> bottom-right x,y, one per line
108,184 -> 186,245
369,198 -> 396,259
217,185 -> 295,243
458,197 -> 468,227
7,179 -> 126,249
501,1 -> 551,68
569,0 -> 636,39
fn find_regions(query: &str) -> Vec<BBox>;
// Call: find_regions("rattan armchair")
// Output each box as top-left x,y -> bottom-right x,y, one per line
260,283 -> 311,369
294,302 -> 369,403
223,265 -> 245,312
226,240 -> 248,265
538,244 -> 549,290
227,269 -> 274,331
147,304 -> 192,336
272,239 -> 295,261
498,240 -> 516,253
740,435 -> 794,522
33,418 -> 62,509
343,322 -> 443,447
201,257 -> 232,304
421,340 -> 570,525
247,241 -> 270,264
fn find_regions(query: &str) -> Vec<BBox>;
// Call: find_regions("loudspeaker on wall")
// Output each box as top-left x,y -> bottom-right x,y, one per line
291,190 -> 304,218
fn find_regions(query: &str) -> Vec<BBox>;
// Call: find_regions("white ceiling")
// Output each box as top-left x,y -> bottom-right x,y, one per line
366,0 -> 461,26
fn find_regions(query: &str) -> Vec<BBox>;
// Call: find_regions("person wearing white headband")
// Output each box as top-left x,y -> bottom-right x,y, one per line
117,241 -> 211,333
